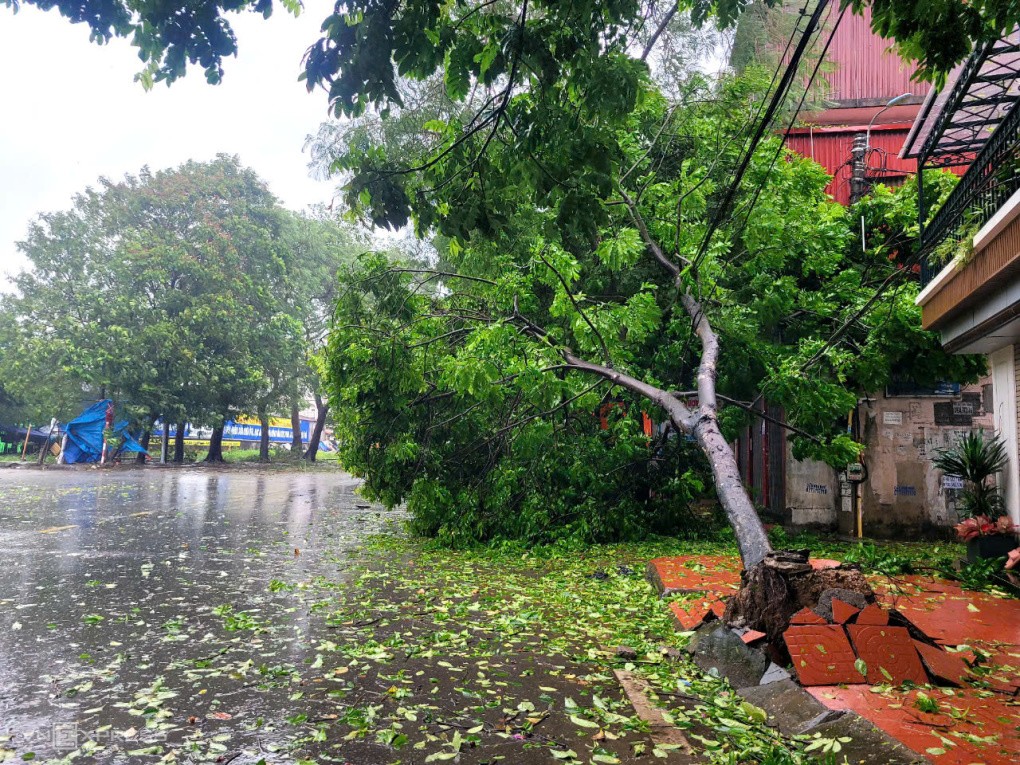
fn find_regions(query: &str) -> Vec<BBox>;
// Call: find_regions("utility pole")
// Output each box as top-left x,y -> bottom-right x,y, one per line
849,133 -> 868,203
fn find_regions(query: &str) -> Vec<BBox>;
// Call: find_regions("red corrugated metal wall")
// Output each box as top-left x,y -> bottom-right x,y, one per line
820,8 -> 930,103
785,126 -> 917,205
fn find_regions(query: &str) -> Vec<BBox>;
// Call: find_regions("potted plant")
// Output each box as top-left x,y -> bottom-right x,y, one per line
934,430 -> 1020,562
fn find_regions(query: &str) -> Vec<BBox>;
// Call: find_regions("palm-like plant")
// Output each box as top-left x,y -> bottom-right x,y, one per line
934,430 -> 1009,520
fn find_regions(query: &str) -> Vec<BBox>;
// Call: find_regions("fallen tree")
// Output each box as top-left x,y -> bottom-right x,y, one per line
309,3 -> 992,639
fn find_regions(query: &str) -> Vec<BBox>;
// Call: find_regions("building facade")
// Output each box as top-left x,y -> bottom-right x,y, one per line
904,34 -> 1020,527
735,8 -> 995,537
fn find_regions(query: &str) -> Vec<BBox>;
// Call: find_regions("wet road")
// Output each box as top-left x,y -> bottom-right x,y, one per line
0,466 -> 398,763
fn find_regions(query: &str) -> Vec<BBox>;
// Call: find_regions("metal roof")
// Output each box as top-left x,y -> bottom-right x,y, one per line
907,32 -> 1020,167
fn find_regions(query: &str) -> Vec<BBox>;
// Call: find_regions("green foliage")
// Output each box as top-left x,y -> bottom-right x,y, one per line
940,555 -> 1014,593
933,431 -> 1009,519
9,1 -> 1019,94
0,157 -> 359,440
307,0 -> 992,546
842,542 -> 916,575
3,0 -> 295,86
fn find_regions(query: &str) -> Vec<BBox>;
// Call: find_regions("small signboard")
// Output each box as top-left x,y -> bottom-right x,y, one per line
883,411 -> 903,425
942,475 -> 965,490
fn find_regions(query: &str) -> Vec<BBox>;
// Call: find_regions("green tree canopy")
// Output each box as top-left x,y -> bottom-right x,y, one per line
322,64 -> 982,551
5,1 -> 1015,87
1,156 -> 304,446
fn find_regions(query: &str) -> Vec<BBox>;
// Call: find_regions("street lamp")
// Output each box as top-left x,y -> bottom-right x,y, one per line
855,93 -> 914,243
866,92 -> 913,149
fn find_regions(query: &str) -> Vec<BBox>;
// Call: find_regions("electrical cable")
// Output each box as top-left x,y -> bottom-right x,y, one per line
689,0 -> 832,274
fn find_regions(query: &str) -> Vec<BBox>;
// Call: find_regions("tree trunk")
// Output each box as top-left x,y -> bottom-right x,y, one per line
173,421 -> 186,463
259,411 -> 271,463
564,348 -> 772,569
691,414 -> 772,568
137,427 -> 151,464
303,394 -> 328,462
204,424 -> 226,463
612,194 -> 773,569
290,402 -> 303,455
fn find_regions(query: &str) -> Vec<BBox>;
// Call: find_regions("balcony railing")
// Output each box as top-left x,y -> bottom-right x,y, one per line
920,94 -> 1020,285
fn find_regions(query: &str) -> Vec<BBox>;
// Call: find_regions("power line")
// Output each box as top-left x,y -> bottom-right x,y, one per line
690,0 -> 832,273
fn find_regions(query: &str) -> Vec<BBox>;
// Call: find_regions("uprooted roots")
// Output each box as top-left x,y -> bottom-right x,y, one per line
724,550 -> 876,660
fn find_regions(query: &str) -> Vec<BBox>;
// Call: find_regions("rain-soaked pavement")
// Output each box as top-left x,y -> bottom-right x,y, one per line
0,467 -> 768,765
0,466 -> 398,763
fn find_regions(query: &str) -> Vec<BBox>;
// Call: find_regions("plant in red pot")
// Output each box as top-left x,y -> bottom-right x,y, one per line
935,431 -> 1019,562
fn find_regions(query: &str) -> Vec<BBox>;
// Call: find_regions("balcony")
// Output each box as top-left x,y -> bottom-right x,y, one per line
913,36 -> 1020,349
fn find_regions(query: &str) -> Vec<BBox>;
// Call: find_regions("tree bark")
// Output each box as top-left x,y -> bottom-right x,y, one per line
173,421 -> 186,463
137,411 -> 156,465
204,424 -> 226,463
303,394 -> 328,462
561,349 -> 771,569
290,402 -> 303,455
551,193 -> 775,569
136,428 -> 151,464
259,411 -> 271,463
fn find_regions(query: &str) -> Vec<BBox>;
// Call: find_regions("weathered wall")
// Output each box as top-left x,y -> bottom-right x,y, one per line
784,445 -> 838,529
859,379 -> 994,537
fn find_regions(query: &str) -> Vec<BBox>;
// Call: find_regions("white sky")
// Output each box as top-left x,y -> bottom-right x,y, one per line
0,2 -> 340,290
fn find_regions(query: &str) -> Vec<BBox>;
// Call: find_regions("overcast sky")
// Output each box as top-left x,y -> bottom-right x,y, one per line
0,2 -> 339,290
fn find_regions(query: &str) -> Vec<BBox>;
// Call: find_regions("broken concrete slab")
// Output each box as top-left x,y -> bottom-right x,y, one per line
807,710 -> 927,764
759,662 -> 791,685
686,626 -> 769,689
737,679 -> 836,734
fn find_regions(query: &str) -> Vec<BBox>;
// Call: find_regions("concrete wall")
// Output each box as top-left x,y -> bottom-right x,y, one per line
784,445 -> 839,529
858,379 -> 994,537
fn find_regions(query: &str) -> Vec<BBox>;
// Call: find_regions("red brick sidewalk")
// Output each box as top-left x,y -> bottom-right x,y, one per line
648,557 -> 1020,764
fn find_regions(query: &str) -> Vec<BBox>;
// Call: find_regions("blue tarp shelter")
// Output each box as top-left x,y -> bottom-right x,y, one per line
62,400 -> 148,464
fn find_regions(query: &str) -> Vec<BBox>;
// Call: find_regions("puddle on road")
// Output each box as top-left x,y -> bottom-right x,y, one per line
0,467 -> 400,763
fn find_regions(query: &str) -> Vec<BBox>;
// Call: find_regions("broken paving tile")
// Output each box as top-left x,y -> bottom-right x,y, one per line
847,625 -> 927,686
789,607 -> 827,625
856,603 -> 890,626
784,624 -> 864,686
831,599 -> 860,624
912,640 -> 970,687
669,598 -> 724,631
646,555 -> 741,595
741,629 -> 766,645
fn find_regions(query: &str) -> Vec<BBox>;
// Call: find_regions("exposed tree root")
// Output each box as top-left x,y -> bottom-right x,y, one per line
724,550 -> 875,660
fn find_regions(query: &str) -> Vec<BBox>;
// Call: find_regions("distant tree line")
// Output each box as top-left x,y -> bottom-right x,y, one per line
0,155 -> 366,463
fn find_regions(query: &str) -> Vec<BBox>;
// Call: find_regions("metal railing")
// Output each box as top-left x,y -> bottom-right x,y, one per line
920,94 -> 1020,285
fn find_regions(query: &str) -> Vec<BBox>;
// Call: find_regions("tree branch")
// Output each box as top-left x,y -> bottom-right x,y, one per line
641,4 -> 679,61
536,248 -> 613,368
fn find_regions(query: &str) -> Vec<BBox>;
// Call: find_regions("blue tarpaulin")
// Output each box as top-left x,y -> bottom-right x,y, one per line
62,400 -> 148,464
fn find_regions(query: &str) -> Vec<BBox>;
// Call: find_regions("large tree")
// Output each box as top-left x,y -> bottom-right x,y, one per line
2,155 -> 303,460
4,0 -> 999,560
280,208 -> 368,461
323,67 -> 981,551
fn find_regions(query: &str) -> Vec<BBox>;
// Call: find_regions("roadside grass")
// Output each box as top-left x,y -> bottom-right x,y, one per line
296,532 -> 826,764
